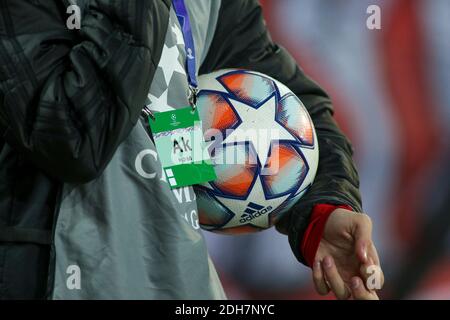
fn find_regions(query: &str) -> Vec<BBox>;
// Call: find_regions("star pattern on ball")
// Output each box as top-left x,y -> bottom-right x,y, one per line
222,95 -> 298,166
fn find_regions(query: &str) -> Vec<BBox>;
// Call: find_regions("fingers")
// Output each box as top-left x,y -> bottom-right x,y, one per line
322,256 -> 351,300
360,258 -> 384,291
312,260 -> 330,296
363,243 -> 385,289
354,214 -> 373,264
351,277 -> 379,300
369,243 -> 385,286
368,242 -> 381,266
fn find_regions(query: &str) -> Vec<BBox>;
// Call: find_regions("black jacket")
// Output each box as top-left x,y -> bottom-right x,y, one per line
0,0 -> 361,299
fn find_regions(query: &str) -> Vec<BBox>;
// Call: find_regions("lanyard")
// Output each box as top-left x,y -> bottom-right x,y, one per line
147,1 -> 216,188
172,0 -> 198,108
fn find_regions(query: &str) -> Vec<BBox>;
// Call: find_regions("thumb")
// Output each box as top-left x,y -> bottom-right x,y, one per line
353,214 -> 372,264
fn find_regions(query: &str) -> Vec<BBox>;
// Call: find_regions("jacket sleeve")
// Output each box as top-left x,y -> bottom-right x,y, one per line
0,0 -> 170,183
200,0 -> 362,265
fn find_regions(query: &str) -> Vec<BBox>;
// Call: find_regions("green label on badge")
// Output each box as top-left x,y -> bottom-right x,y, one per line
149,107 -> 216,189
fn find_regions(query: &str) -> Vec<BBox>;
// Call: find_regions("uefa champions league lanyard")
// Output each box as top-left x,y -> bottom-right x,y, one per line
146,0 -> 216,189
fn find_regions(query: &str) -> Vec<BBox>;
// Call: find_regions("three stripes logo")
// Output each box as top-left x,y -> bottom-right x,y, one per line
240,202 -> 273,223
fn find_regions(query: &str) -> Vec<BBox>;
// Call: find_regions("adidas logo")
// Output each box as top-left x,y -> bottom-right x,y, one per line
240,202 -> 273,223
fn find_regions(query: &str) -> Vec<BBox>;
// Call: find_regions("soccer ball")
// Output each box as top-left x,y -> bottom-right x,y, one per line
194,69 -> 319,234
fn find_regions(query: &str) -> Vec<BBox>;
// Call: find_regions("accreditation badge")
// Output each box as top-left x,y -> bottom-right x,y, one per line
149,107 -> 216,189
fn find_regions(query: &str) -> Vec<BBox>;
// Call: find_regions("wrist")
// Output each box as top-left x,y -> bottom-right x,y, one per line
300,204 -> 353,267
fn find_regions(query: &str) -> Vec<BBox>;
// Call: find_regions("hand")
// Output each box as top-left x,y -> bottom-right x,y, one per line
312,209 -> 384,300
